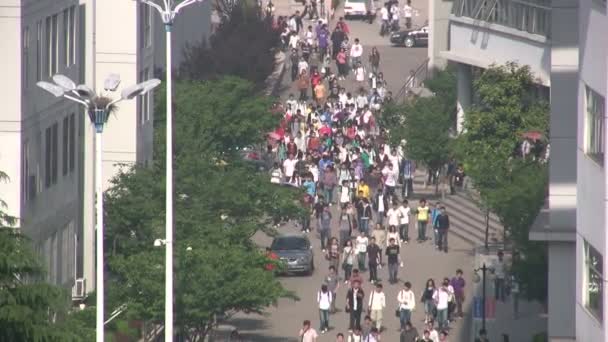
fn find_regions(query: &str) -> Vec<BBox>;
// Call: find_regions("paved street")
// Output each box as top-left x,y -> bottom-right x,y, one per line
220,2 -> 483,341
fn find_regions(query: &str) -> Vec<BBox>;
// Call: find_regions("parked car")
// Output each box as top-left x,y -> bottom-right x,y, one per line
389,25 -> 429,47
270,235 -> 314,275
344,0 -> 370,19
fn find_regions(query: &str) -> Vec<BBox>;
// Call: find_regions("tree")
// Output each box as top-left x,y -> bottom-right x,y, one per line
178,2 -> 279,88
104,77 -> 303,340
455,62 -> 550,303
380,68 -> 456,193
403,96 -> 452,192
0,171 -> 94,341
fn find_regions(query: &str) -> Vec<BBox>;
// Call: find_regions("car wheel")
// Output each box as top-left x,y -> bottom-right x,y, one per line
404,37 -> 415,48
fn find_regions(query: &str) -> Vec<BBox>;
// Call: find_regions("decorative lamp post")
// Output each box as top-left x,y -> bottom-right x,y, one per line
37,74 -> 160,342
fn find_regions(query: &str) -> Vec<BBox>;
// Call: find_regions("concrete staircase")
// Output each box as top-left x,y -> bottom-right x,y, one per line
441,191 -> 504,247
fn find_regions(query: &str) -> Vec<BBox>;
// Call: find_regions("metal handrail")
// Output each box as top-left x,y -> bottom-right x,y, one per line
395,57 -> 430,103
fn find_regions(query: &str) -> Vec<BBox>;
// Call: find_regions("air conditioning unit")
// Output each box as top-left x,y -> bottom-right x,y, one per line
72,278 -> 86,299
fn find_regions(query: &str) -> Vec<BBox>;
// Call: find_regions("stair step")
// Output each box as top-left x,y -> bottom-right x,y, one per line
442,195 -> 502,227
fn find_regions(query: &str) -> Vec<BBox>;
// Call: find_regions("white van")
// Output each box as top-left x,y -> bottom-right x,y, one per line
344,0 -> 369,18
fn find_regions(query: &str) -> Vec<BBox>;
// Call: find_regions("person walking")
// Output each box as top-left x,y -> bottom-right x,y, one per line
433,279 -> 451,331
436,206 -> 450,252
299,320 -> 319,342
360,198 -> 373,236
342,239 -> 355,283
372,223 -> 386,250
328,237 -> 341,270
336,48 -> 348,80
318,284 -> 333,333
403,0 -> 413,28
298,69 -> 311,101
320,206 -> 333,251
367,283 -> 386,331
324,265 -> 340,313
339,205 -> 353,247
385,237 -> 401,284
372,188 -> 388,226
367,237 -> 381,284
431,202 -> 441,248
323,165 -> 338,204
346,280 -> 365,331
493,250 -> 507,302
399,322 -> 419,342
350,38 -> 363,68
368,47 -> 380,75
421,278 -> 437,324
450,269 -> 466,318
355,230 -> 369,271
416,199 -> 430,242
398,199 -> 411,243
397,281 -> 416,330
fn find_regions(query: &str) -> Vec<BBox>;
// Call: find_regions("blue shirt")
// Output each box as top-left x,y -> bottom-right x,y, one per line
303,180 -> 316,196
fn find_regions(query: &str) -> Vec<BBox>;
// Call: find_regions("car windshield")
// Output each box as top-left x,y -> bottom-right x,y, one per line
271,237 -> 309,251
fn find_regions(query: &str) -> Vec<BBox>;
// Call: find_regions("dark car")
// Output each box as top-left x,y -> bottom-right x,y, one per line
271,235 -> 314,275
389,25 -> 429,47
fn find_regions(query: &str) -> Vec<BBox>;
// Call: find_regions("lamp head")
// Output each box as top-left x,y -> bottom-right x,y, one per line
37,81 -> 66,97
75,85 -> 96,99
52,74 -> 77,91
104,73 -> 121,92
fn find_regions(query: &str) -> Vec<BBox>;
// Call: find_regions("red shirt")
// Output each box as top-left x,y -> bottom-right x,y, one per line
265,252 -> 279,271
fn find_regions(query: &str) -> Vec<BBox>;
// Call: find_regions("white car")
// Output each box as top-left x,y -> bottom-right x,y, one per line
344,0 -> 370,18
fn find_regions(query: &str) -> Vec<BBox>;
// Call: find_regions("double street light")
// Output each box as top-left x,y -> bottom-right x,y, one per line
37,74 -> 160,342
134,0 -> 205,340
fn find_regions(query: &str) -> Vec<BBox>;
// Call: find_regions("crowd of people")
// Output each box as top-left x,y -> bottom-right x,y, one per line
260,9 -> 475,342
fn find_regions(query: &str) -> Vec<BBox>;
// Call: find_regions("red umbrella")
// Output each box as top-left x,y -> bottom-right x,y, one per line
268,131 -> 282,140
521,131 -> 544,141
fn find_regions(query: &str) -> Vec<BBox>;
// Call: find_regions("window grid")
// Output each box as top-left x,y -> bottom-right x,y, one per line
46,15 -> 59,77
62,116 -> 69,175
585,86 -> 605,165
584,241 -> 604,322
23,27 -> 30,88
36,21 -> 42,81
69,113 -> 75,172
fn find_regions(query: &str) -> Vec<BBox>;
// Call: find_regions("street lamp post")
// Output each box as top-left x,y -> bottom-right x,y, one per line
473,263 -> 493,331
38,75 -> 160,342
135,1 -> 204,340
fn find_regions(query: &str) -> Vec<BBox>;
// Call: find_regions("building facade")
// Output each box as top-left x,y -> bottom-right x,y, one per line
433,0 -> 582,340
575,1 -> 607,341
0,0 -> 210,298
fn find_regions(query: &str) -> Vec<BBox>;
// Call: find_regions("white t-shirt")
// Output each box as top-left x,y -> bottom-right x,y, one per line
298,60 -> 309,74
355,67 -> 366,82
433,288 -> 450,310
289,34 -> 299,49
356,95 -> 368,109
350,43 -> 363,58
300,328 -> 319,342
356,236 -> 369,253
341,185 -> 350,203
305,30 -> 314,45
380,7 -> 389,20
318,291 -> 333,310
363,110 -> 373,124
386,208 -> 401,226
377,194 -> 386,212
383,167 -> 397,187
398,205 -> 410,224
403,4 -> 413,18
283,158 -> 297,177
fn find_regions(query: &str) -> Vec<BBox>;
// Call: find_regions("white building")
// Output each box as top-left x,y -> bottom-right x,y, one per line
428,0 -> 583,341
575,1 -> 607,341
0,0 -> 210,297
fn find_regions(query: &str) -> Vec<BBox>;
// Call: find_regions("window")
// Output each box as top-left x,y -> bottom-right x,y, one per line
69,113 -> 75,172
584,241 -> 603,321
451,0 -> 551,37
140,4 -> 151,48
46,15 -> 59,76
585,86 -> 605,165
23,27 -> 30,88
45,123 -> 59,187
63,6 -> 76,66
21,140 -> 29,203
69,6 -> 75,65
36,21 -> 42,81
139,68 -> 151,124
62,116 -> 69,175
45,127 -> 52,187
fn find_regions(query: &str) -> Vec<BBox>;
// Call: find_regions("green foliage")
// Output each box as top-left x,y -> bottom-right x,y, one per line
402,96 -> 453,172
380,68 -> 456,183
178,2 -> 279,88
0,173 -> 94,341
455,62 -> 550,303
153,77 -> 281,159
104,77 -> 303,339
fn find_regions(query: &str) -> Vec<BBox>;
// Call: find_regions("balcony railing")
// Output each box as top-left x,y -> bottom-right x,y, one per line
452,0 -> 551,38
